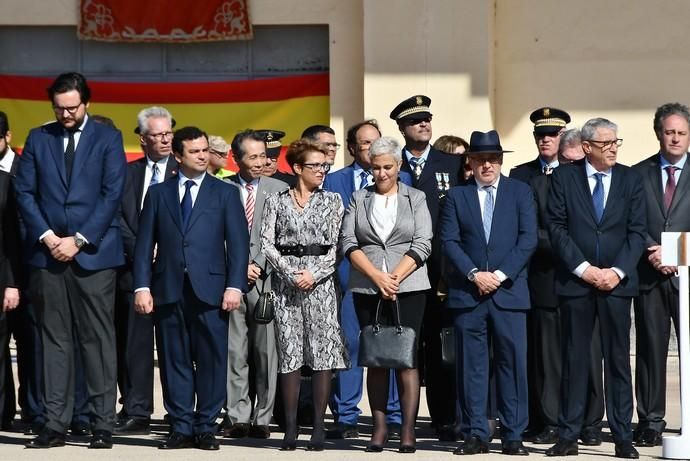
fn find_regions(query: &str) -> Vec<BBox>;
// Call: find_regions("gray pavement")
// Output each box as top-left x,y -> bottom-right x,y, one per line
0,353 -> 681,460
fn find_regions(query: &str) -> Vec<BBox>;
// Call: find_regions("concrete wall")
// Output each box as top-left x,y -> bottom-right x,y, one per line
4,0 -> 690,168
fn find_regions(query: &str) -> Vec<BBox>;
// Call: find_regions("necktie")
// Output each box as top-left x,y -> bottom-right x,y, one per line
592,172 -> 605,222
482,185 -> 494,242
358,170 -> 370,190
664,165 -> 679,211
181,180 -> 195,229
149,163 -> 160,187
245,183 -> 255,232
65,130 -> 76,181
409,157 -> 424,180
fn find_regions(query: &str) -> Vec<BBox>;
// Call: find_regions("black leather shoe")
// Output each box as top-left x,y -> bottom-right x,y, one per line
223,422 -> 250,438
70,420 -> 91,436
580,427 -> 602,446
114,417 -> 151,435
399,444 -> 416,453
24,422 -> 45,436
615,441 -> 640,459
365,444 -> 384,453
280,438 -> 297,451
25,428 -> 66,448
249,424 -> 270,439
533,427 -> 558,444
635,428 -> 662,447
159,431 -> 195,449
196,432 -> 220,450
545,440 -> 578,457
453,435 -> 489,455
89,430 -> 113,449
306,441 -> 324,451
326,423 -> 359,439
502,440 -> 529,456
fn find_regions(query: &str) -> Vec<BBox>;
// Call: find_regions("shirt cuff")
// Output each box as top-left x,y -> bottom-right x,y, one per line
134,287 -> 150,293
225,287 -> 242,293
75,232 -> 89,244
573,261 -> 591,278
611,267 -> 626,280
493,270 -> 507,282
39,229 -> 54,243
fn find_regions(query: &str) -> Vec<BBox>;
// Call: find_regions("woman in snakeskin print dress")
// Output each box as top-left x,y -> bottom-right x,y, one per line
261,140 -> 349,451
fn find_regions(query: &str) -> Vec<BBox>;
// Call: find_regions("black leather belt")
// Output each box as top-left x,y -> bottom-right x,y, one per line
277,244 -> 330,257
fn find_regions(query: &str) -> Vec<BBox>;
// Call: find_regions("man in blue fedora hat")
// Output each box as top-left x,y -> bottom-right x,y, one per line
439,130 -> 537,456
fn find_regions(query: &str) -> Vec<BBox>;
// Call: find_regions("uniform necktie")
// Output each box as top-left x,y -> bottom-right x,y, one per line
245,182 -> 255,232
664,165 -> 679,211
482,185 -> 494,242
65,130 -> 76,181
149,163 -> 160,187
181,180 -> 195,229
409,157 -> 424,180
592,172 -> 605,222
358,170 -> 370,190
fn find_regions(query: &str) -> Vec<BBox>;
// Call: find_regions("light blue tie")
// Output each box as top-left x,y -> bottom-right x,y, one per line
359,170 -> 370,190
409,157 -> 424,180
483,185 -> 494,242
592,173 -> 605,223
149,164 -> 159,187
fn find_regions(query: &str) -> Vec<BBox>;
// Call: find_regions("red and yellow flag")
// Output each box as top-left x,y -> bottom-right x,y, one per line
0,73 -> 329,171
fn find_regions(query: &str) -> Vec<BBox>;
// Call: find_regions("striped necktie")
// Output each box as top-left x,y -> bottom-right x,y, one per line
245,182 -> 255,232
483,185 -> 494,242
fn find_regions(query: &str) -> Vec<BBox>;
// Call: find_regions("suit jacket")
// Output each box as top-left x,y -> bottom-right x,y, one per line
227,174 -> 288,303
340,182 -> 432,294
439,175 -> 537,309
547,161 -> 647,297
271,170 -> 296,187
133,175 -> 249,307
15,118 -> 126,270
633,153 -> 690,291
509,157 -> 543,184
0,172 -> 20,289
323,162 -> 412,290
118,156 -> 178,291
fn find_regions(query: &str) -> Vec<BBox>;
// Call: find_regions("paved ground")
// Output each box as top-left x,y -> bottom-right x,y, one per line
0,350 -> 682,461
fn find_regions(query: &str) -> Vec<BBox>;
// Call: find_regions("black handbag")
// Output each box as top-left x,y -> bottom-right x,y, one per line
358,297 -> 417,369
253,263 -> 275,324
440,327 -> 456,368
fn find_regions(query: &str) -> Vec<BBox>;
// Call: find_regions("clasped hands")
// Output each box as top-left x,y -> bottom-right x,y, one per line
373,270 -> 400,300
44,234 -> 79,262
473,271 -> 501,296
293,269 -> 315,291
582,266 -> 621,291
647,245 -> 676,276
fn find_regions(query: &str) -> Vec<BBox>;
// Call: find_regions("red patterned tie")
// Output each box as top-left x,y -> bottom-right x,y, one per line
245,183 -> 255,231
664,166 -> 678,211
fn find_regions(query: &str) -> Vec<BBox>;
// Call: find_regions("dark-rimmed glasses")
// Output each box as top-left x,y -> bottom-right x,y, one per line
586,138 -> 623,149
301,162 -> 331,172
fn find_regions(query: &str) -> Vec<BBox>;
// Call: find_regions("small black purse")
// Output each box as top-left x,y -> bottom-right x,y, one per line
253,263 -> 276,324
358,297 -> 417,369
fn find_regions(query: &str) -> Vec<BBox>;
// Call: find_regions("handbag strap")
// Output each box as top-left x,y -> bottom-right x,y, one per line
374,297 -> 404,331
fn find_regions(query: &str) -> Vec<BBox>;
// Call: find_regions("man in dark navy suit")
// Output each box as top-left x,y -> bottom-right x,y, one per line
392,95 -> 461,438
133,126 -> 248,451
115,106 -> 178,435
15,72 -> 127,449
439,130 -> 537,456
323,120 -> 411,439
545,118 -> 646,459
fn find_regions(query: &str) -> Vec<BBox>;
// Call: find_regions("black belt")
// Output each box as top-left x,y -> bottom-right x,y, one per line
277,244 -> 331,257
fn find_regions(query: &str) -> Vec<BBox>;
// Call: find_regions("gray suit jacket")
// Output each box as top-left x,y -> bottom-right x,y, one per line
227,175 -> 288,303
340,182 -> 432,294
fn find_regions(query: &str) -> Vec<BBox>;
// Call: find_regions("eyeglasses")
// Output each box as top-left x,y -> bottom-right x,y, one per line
407,116 -> 432,126
211,150 -> 228,158
535,131 -> 562,139
147,131 -> 173,141
324,142 -> 340,150
587,138 -> 623,149
52,103 -> 83,115
301,162 -> 331,172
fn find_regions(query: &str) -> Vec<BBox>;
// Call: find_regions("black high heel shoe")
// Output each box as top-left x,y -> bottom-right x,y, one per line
399,444 -> 416,454
365,435 -> 388,453
280,440 -> 297,451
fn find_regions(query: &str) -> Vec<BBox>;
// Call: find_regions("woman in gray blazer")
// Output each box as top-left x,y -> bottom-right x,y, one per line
340,136 -> 433,453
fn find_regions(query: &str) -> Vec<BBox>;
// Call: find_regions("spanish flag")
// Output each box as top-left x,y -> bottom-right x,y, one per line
0,73 -> 329,170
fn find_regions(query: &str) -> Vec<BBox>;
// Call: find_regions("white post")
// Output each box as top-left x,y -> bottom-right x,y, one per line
662,233 -> 690,459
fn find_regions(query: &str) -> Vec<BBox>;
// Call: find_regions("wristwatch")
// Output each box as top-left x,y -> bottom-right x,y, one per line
74,235 -> 87,249
467,268 -> 479,282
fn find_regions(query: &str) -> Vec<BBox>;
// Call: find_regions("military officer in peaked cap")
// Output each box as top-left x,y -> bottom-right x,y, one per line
257,129 -> 296,187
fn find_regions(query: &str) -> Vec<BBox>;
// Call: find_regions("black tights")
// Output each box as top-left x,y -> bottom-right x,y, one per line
280,369 -> 333,444
368,367 -> 419,447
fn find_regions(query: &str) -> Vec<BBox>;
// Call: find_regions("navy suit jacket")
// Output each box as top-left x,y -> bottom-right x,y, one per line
323,162 -> 412,290
547,161 -> 647,297
133,174 -> 249,307
15,118 -> 126,270
439,175 -> 537,309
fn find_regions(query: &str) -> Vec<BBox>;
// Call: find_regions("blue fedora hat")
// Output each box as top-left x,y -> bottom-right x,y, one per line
466,130 -> 513,154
